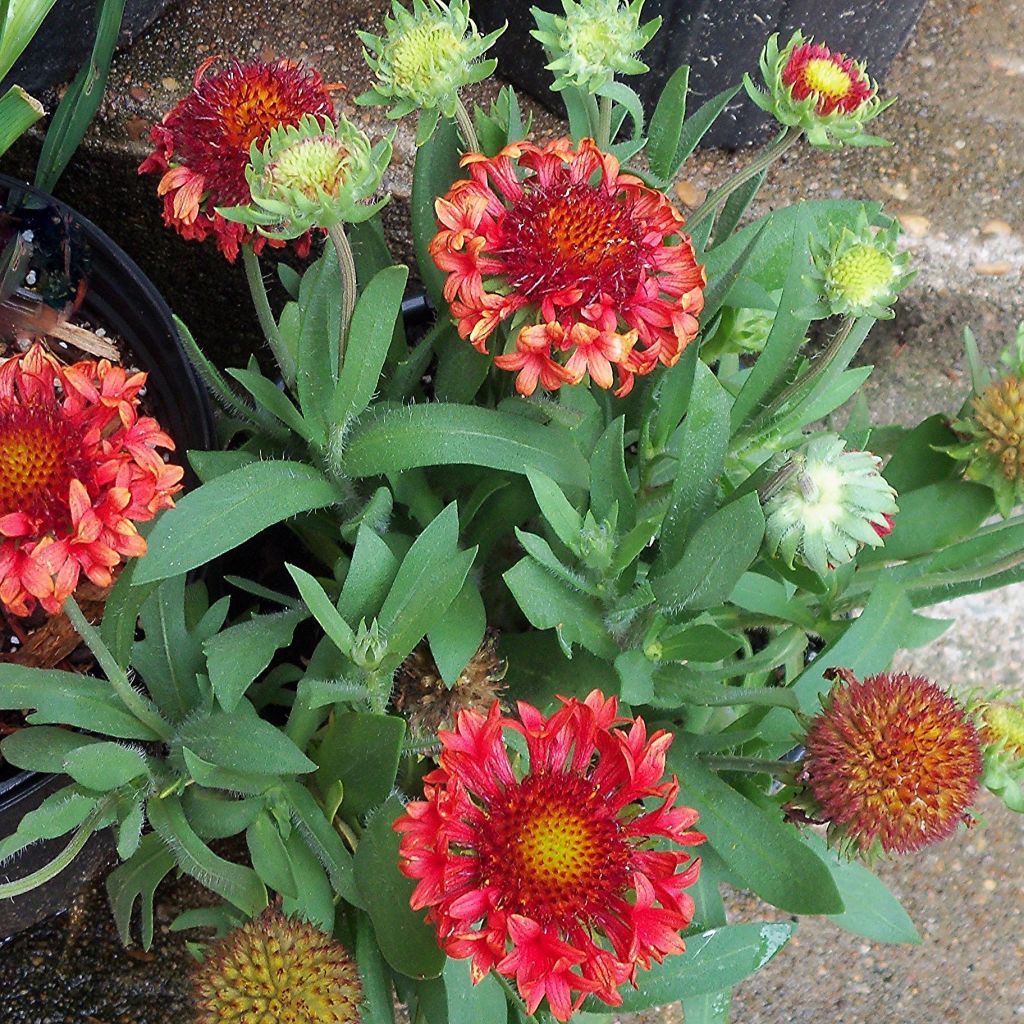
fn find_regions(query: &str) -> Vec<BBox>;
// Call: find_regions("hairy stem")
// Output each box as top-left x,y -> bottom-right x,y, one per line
700,754 -> 799,780
327,222 -> 358,375
242,243 -> 295,387
454,96 -> 479,153
597,93 -> 613,149
687,127 -> 801,235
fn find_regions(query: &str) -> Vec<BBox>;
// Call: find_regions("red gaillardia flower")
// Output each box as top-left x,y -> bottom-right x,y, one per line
800,669 -> 982,856
429,138 -> 706,397
394,690 -> 704,1021
781,40 -> 872,117
138,58 -> 335,262
0,345 -> 182,617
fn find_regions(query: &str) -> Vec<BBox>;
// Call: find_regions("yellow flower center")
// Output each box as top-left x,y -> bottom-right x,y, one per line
479,772 -> 631,925
973,375 -> 1024,481
268,135 -> 351,200
387,22 -> 462,94
0,410 -> 81,523
803,57 -> 853,99
828,243 -> 894,306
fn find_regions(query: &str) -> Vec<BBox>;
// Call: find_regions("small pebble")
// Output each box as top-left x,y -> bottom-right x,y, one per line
897,213 -> 931,237
674,180 -> 707,208
128,85 -> 149,102
981,219 -> 1014,236
160,76 -> 179,91
974,260 -> 1014,276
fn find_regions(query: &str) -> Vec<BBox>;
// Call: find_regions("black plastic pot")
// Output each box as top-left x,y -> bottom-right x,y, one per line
0,172 -> 214,940
474,0 -> 926,148
0,0 -> 176,96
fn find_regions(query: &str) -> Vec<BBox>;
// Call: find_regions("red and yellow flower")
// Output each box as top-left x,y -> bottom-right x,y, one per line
0,345 -> 182,617
744,31 -> 892,147
138,58 -> 335,262
799,669 -> 982,855
394,690 -> 704,1021
429,138 -> 706,397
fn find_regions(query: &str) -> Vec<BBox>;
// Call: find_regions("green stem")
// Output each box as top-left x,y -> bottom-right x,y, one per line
453,96 -> 479,153
242,243 -> 295,387
63,597 -> 172,742
700,754 -> 798,779
492,969 -> 537,1020
597,93 -> 613,149
0,797 -> 113,899
327,222 -> 358,374
686,127 -> 801,235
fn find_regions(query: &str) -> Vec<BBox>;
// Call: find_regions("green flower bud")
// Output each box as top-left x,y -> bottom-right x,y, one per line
944,326 -> 1024,517
532,0 -> 661,94
809,210 -> 915,319
218,113 -> 391,238
743,31 -> 895,147
356,0 -> 503,141
975,697 -> 1024,813
763,435 -> 898,576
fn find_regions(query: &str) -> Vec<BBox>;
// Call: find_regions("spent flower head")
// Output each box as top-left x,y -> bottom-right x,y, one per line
0,344 -> 182,617
809,211 -> 914,319
763,435 -> 897,576
357,0 -> 503,143
429,137 -> 705,397
531,0 -> 661,94
138,57 -> 335,261
219,113 -> 392,239
193,906 -> 362,1024
945,328 -> 1024,516
744,31 -> 894,147
394,690 -> 704,1020
800,669 -> 982,856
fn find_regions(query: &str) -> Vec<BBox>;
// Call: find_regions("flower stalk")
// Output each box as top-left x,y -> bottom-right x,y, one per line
242,243 -> 295,386
327,223 -> 358,371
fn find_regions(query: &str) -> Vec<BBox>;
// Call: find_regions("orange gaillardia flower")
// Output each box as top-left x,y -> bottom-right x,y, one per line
138,58 -> 335,262
193,906 -> 362,1024
0,344 -> 181,617
800,669 -> 982,856
429,138 -> 706,397
394,690 -> 704,1021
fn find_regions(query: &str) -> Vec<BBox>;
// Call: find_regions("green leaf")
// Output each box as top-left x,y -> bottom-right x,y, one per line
177,709 -> 316,777
615,649 -> 657,704
331,265 -> 409,423
590,417 -> 635,531
33,0 -> 125,192
132,575 -> 205,722
282,779 -> 361,908
0,0 -> 59,81
1,726 -> 103,774
433,329 -> 491,404
339,524 -> 400,623
181,789 -> 263,840
647,64 -> 689,182
428,581 -> 487,686
63,741 -> 149,790
106,833 -> 177,949
227,366 -> 313,441
653,493 -> 766,611
116,798 -> 145,860
294,248 -> 341,434
315,712 -> 406,821
728,573 -> 815,629
881,414 -> 960,492
583,921 -> 794,1013
526,470 -> 582,551
287,564 -> 355,658
148,793 -> 267,916
658,623 -> 744,662
668,84 -> 740,178
135,461 -> 341,583
246,811 -> 298,899
650,664 -> 799,711
668,756 -> 842,915
648,341 -> 699,451
861,481 -> 993,563
711,169 -> 767,247
657,361 -> 733,568
444,956 -> 507,1024
503,557 -> 618,659
344,404 -> 589,489
411,116 -> 461,310
281,829 -> 335,932
100,549 -> 158,670
0,787 -> 96,862
0,665 -> 161,740
204,609 -> 305,712
356,912 -> 395,1024
802,831 -> 921,944
377,504 -> 476,667
0,85 -> 43,159
354,795 -> 446,980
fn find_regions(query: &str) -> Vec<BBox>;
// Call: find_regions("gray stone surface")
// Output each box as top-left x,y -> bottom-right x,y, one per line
0,0 -> 1022,1022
